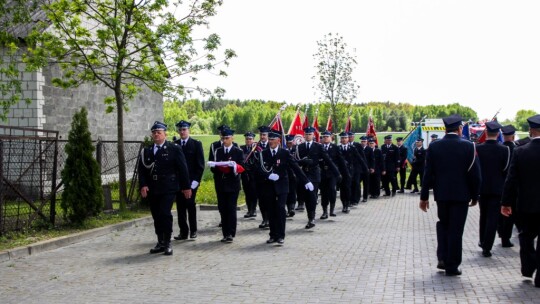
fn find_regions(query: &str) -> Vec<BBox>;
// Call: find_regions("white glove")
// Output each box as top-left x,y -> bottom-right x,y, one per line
268,173 -> 279,181
228,161 -> 236,167
190,180 -> 199,189
305,182 -> 314,191
207,161 -> 216,168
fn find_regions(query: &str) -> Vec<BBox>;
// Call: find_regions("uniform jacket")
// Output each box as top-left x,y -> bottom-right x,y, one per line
372,147 -> 384,174
138,141 -> 191,194
381,144 -> 400,173
398,145 -> 408,169
476,140 -> 510,196
208,140 -> 238,161
296,141 -> 339,183
362,145 -> 375,170
501,138 -> 540,213
255,147 -> 308,195
175,137 -> 205,183
341,144 -> 368,176
420,133 -> 481,202
211,145 -> 244,193
411,146 -> 426,171
320,143 -> 346,180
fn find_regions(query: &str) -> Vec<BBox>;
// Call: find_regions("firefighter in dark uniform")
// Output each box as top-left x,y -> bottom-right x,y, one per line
296,126 -> 338,229
208,128 -> 245,243
173,120 -> 205,241
396,137 -> 408,193
497,125 -> 518,247
255,126 -> 271,228
381,135 -> 400,197
285,134 -> 298,217
369,138 -> 383,198
240,132 -> 259,219
319,131 -> 345,219
406,138 -> 425,193
501,114 -> 540,287
360,136 -> 375,202
138,121 -> 191,256
255,130 -> 310,245
348,132 -> 369,206
476,121 -> 511,257
420,114 -> 481,276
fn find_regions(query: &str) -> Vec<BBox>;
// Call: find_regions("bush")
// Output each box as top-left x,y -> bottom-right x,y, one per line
61,107 -> 104,224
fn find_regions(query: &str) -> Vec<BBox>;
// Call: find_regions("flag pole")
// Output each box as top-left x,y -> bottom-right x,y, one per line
402,115 -> 428,141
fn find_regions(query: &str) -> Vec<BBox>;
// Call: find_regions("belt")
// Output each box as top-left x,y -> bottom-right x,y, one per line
152,174 -> 175,181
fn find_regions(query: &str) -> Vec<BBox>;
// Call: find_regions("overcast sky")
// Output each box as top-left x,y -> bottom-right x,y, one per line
192,0 -> 540,120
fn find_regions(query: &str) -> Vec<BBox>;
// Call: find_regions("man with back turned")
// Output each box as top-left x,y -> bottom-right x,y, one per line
419,114 -> 481,276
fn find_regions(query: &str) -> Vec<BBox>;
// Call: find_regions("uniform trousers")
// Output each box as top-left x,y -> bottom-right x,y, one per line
517,213 -> 540,279
479,195 -> 501,251
216,190 -> 239,238
398,167 -> 407,190
320,175 -> 337,211
436,200 -> 469,272
350,170 -> 362,204
382,171 -> 398,195
260,189 -> 287,239
340,175 -> 352,208
149,192 -> 175,237
176,188 -> 198,236
406,168 -> 423,191
256,181 -> 268,220
241,173 -> 258,213
286,178 -> 297,213
360,172 -> 370,200
299,182 -> 319,215
369,172 -> 381,197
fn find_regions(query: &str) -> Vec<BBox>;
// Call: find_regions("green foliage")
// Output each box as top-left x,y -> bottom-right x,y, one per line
61,107 -> 104,224
514,109 -> 538,131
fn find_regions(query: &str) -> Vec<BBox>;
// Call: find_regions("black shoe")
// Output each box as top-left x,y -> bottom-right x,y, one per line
320,213 -> 328,220
250,212 -> 257,218
436,260 -> 445,270
266,238 -> 277,244
329,212 -> 337,217
391,191 -> 396,197
342,208 -> 350,214
410,189 -> 418,193
445,269 -> 462,276
361,199 -> 367,203
163,243 -> 173,256
259,220 -> 269,229
244,212 -> 251,218
277,238 -> 284,245
286,211 -> 295,218
502,239 -> 514,248
225,236 -> 233,243
305,221 -> 315,229
220,237 -> 227,242
369,195 -> 376,199
482,250 -> 492,257
295,204 -> 305,211
174,234 -> 188,240
149,242 -> 165,254
190,232 -> 197,239
382,193 -> 391,197
398,190 -> 404,193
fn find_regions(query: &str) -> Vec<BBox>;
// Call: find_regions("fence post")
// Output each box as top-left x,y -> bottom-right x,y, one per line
103,184 -> 113,211
0,140 -> 4,235
96,140 -> 103,171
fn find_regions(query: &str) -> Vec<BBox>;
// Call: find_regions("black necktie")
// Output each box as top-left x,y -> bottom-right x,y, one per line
325,145 -> 328,151
307,142 -> 310,150
272,149 -> 276,157
182,140 -> 186,147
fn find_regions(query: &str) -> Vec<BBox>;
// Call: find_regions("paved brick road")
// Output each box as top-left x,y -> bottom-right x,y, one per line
1,192 -> 539,303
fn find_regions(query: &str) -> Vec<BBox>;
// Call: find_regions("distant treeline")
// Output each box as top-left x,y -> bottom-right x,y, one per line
164,99 -> 480,135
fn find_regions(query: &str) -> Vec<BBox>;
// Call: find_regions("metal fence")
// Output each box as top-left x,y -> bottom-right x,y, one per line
0,125 -> 144,235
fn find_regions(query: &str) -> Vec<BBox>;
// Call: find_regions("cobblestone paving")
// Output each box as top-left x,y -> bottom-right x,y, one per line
1,192 -> 540,303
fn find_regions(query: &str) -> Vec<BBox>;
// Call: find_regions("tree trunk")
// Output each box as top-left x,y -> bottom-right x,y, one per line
115,87 -> 128,211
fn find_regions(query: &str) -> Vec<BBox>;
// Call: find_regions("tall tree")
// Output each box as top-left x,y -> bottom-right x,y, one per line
18,0 -> 235,210
514,109 -> 537,131
312,33 -> 360,129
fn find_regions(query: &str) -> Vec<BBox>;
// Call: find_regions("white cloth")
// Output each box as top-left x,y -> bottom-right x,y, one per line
190,180 -> 199,189
268,173 -> 279,181
305,182 -> 314,191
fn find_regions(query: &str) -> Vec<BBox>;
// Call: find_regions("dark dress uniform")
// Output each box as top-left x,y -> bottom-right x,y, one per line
381,142 -> 400,196
361,144 -> 375,201
501,117 -> 540,284
498,131 -> 517,246
406,144 -> 425,192
296,138 -> 339,228
319,142 -> 345,217
421,121 -> 481,275
254,138 -> 271,227
341,143 -> 367,212
174,135 -> 205,239
139,139 -> 191,254
476,135 -> 511,256
397,143 -> 408,191
350,140 -> 369,205
211,144 -> 244,241
256,144 -> 308,242
240,142 -> 259,218
369,144 -> 383,198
